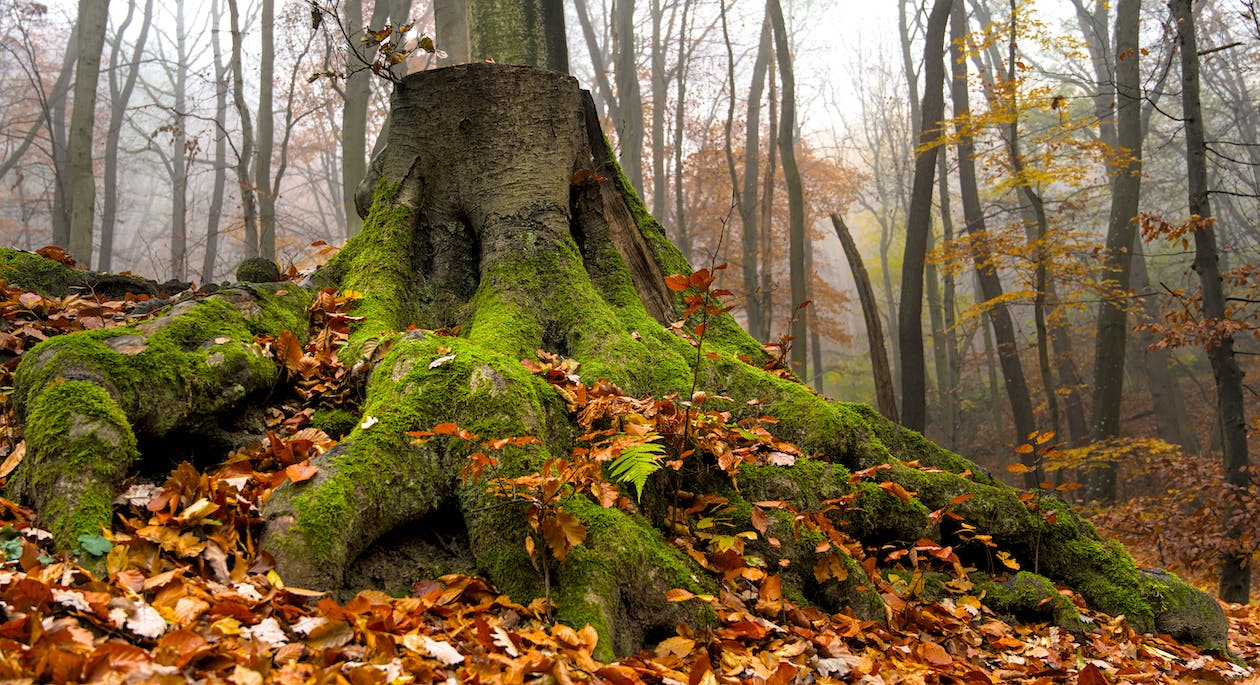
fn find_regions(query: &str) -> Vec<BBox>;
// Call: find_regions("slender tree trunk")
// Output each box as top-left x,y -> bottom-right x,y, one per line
227,0 -> 258,259
924,210 -> 951,442
203,0 -> 228,283
649,0 -> 669,222
671,0 -> 692,262
833,214 -> 897,422
950,0 -> 1038,486
897,0 -> 951,431
740,14 -> 771,340
1131,237 -> 1195,451
573,0 -> 620,125
766,0 -> 807,376
759,59 -> 777,342
937,150 -> 959,446
613,0 -> 644,196
255,0 -> 276,261
1170,0 -> 1250,604
171,0 -> 189,280
49,33 -> 78,251
1088,0 -> 1142,500
66,0 -> 111,265
100,0 -> 153,273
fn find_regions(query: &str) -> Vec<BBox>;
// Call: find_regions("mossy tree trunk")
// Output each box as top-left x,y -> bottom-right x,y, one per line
5,64 -> 1228,660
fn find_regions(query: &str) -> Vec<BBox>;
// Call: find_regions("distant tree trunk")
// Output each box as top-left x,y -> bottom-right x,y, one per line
227,0 -> 258,259
935,150 -> 959,447
1088,0 -> 1142,500
924,213 -> 951,443
255,0 -> 276,261
613,0 -> 644,197
950,0 -> 1038,485
171,0 -> 190,280
100,0 -> 153,273
759,58 -> 777,342
740,15 -> 771,341
805,230 -> 823,390
766,0 -> 807,375
573,0 -> 619,124
897,0 -> 951,432
1130,238 -> 1195,452
49,33 -> 78,250
1170,0 -> 1250,604
671,0 -> 692,262
341,0 -> 370,238
649,0 -> 670,222
1071,0 -> 1117,149
202,0 -> 228,283
66,0 -> 110,265
1003,1 -> 1059,446
833,214 -> 897,422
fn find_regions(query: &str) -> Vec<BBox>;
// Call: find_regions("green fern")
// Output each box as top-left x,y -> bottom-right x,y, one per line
608,439 -> 666,503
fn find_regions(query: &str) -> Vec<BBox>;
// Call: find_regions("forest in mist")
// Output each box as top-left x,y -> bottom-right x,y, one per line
1,0 -> 1259,600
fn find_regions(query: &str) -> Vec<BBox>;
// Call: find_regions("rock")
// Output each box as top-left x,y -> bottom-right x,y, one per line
1142,568 -> 1229,650
235,258 -> 281,283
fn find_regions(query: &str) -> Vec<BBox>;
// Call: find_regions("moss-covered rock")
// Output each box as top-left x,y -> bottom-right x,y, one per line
235,257 -> 282,283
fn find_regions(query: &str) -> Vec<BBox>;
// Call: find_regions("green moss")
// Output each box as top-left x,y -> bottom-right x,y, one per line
12,380 -> 138,548
971,570 -> 1085,633
13,294 -> 292,437
0,247 -> 79,296
556,495 -> 715,660
311,408 -> 359,439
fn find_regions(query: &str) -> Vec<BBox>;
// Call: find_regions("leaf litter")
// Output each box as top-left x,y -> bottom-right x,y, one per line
0,277 -> 1254,683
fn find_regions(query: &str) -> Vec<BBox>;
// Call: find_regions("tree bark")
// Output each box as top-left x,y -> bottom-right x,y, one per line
897,0 -> 951,432
1088,0 -> 1142,500
1170,0 -> 1250,604
832,214 -> 897,422
66,0 -> 111,266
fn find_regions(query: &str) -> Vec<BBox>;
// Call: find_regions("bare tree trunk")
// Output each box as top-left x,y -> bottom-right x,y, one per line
649,0 -> 671,222
171,0 -> 189,280
255,0 -> 275,261
67,0 -> 110,265
740,14 -> 772,341
573,0 -> 619,125
613,0 -> 644,196
1131,237 -> 1196,451
227,0 -> 258,259
671,0 -> 692,262
766,0 -> 807,375
1088,0 -> 1142,500
1170,0 -> 1250,604
936,150 -> 959,446
49,33 -> 78,250
950,0 -> 1038,486
100,0 -> 153,273
833,214 -> 897,421
202,0 -> 228,283
759,58 -> 777,342
897,0 -> 951,431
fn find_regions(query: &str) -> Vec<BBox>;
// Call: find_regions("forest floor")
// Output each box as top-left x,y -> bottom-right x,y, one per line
0,258 -> 1257,684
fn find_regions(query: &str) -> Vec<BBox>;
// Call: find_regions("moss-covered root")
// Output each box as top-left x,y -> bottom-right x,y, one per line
261,332 -> 567,590
549,497 -> 713,661
7,285 -> 310,547
10,381 -> 138,550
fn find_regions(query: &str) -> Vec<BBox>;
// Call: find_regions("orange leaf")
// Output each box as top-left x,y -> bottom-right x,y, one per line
665,274 -> 690,291
541,512 -> 586,561
878,481 -> 915,502
286,460 -> 319,483
1076,663 -> 1109,685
